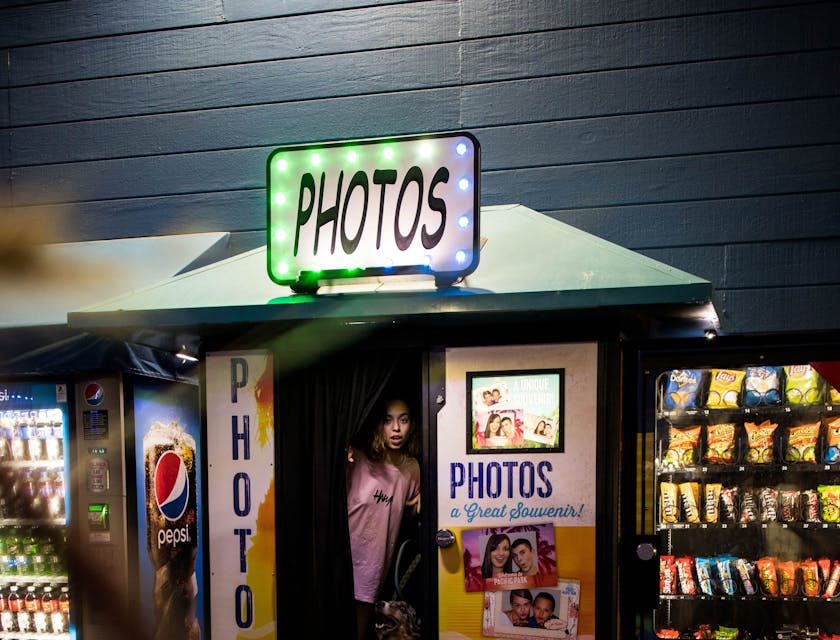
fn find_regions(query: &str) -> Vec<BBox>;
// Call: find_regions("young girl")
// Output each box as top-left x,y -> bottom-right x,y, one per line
347,398 -> 421,639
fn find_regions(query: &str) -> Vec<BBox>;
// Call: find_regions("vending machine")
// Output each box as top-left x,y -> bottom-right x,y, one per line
629,339 -> 840,639
72,372 -> 204,640
0,379 -> 72,639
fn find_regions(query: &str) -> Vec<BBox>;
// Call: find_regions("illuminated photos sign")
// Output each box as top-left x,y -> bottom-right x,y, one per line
266,132 -> 480,288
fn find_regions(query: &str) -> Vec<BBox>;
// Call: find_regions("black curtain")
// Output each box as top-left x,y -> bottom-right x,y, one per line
275,347 -> 400,635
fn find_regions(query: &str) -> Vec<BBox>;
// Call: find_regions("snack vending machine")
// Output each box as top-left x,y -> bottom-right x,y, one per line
0,380 -> 72,639
636,344 -> 840,640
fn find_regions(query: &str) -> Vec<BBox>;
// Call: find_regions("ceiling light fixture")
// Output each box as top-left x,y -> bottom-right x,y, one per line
175,345 -> 199,362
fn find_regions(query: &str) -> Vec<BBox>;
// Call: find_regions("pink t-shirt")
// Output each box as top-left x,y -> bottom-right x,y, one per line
346,449 -> 420,603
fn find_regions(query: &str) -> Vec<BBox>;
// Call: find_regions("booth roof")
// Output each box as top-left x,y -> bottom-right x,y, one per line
1,231 -> 231,329
67,205 -> 716,340
0,231 -> 229,376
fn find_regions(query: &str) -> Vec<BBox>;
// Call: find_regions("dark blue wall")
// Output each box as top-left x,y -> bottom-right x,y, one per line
2,0 -> 839,334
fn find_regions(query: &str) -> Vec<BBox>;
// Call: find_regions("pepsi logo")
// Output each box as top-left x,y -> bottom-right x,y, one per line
154,450 -> 189,521
84,383 -> 104,406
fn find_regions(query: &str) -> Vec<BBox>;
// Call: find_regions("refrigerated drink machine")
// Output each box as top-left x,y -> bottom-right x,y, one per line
0,379 -> 71,638
71,371 -> 204,640
72,372 -> 130,640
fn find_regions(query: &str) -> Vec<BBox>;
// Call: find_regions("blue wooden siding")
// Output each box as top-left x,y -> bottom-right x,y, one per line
1,0 -> 838,334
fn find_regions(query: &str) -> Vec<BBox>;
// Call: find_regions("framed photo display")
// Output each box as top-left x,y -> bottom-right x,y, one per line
467,369 -> 564,454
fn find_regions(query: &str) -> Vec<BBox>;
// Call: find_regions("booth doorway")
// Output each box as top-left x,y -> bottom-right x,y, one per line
273,344 -> 431,637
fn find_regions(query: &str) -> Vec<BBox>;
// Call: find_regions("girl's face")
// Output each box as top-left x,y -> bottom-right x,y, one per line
490,538 -> 510,569
379,399 -> 411,451
489,416 -> 501,431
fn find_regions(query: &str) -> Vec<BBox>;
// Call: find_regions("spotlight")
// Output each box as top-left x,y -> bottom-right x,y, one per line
704,329 -> 717,340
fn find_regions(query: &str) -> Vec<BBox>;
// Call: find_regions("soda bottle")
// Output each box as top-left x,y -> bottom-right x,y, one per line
0,423 -> 10,462
10,420 -> 26,461
15,585 -> 34,633
39,585 -> 55,633
7,585 -> 23,631
20,585 -> 40,632
6,527 -> 22,575
38,470 -> 55,519
48,472 -> 65,520
2,467 -> 21,518
47,409 -> 65,461
0,534 -> 7,576
51,586 -> 69,633
0,586 -> 17,632
28,412 -> 45,462
21,528 -> 39,577
22,470 -> 38,518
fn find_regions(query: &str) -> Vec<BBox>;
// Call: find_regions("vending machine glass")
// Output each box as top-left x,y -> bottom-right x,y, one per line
0,380 -> 71,639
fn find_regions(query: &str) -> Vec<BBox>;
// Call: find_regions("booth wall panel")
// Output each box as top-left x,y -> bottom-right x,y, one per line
2,0 -> 839,334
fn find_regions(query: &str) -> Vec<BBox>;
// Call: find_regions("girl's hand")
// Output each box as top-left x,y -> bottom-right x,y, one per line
406,491 -> 421,515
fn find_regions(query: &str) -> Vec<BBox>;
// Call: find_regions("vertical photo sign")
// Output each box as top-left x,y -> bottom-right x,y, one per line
206,351 -> 276,639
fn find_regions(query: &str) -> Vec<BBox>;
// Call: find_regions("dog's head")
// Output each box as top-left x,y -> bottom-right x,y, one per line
374,600 -> 421,640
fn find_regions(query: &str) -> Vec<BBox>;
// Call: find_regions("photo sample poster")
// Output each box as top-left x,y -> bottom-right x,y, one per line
462,523 -> 557,592
467,369 -> 564,453
483,580 -> 581,639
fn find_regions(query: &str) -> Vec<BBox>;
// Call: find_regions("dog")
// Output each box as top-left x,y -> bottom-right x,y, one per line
374,600 -> 421,639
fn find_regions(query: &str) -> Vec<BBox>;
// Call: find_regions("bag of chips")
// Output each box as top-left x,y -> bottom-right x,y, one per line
675,556 -> 696,595
800,558 -> 820,597
777,560 -> 797,596
679,481 -> 701,523
817,484 -> 840,522
660,555 -> 677,594
825,415 -> 840,464
745,420 -> 778,464
755,557 -> 779,596
695,557 -> 715,595
706,369 -> 745,408
824,560 -> 840,598
715,556 -> 736,595
735,558 -> 756,595
744,365 -> 782,406
740,489 -> 758,523
758,486 -> 778,522
780,490 -> 801,523
703,483 -> 722,523
660,482 -> 680,524
663,369 -> 705,410
784,364 -> 823,405
705,423 -> 737,464
784,421 -> 820,464
720,486 -> 739,523
662,425 -> 701,469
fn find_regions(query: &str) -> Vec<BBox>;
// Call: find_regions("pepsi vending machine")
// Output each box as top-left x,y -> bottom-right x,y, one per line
73,373 -> 204,640
0,379 -> 72,639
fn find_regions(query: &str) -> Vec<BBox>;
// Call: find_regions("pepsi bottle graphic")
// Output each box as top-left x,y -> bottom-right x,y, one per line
144,421 -> 200,640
